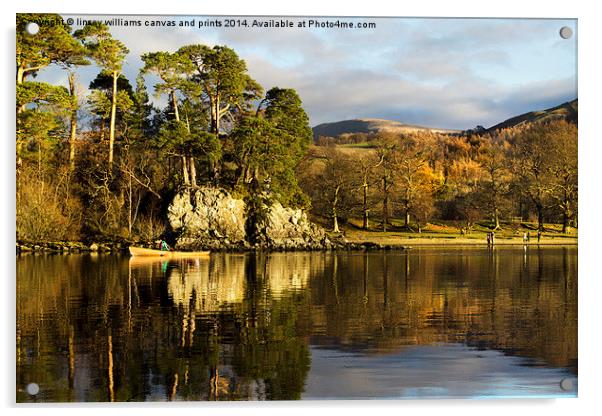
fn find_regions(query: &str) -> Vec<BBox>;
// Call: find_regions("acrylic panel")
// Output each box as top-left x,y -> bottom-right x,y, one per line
15,14 -> 578,402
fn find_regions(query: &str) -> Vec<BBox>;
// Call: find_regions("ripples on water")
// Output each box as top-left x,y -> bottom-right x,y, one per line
16,247 -> 577,402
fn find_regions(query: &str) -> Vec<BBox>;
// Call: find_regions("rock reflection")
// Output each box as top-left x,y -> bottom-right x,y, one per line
162,253 -> 321,312
166,257 -> 244,312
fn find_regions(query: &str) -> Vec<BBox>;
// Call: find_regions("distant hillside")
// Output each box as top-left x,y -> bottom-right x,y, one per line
313,99 -> 578,141
485,99 -> 578,133
312,118 -> 459,139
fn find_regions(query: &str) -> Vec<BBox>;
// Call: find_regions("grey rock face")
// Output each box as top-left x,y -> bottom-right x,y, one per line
167,187 -> 327,250
168,188 -> 246,249
259,200 -> 326,249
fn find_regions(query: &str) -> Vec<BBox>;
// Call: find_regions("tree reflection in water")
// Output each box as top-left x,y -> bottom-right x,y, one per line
16,247 -> 576,402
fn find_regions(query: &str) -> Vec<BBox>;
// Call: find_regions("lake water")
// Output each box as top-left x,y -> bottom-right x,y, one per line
16,246 -> 577,402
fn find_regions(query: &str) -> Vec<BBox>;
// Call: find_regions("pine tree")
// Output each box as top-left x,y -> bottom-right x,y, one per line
74,23 -> 129,167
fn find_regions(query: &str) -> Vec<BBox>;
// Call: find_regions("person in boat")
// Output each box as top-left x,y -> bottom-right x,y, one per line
160,240 -> 171,251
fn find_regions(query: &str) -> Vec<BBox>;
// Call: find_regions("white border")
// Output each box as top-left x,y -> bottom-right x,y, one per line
3,1 -> 601,415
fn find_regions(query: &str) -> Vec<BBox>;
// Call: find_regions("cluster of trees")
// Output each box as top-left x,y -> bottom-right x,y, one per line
16,14 -> 312,242
15,14 -> 577,242
314,132 -> 381,146
301,120 -> 577,233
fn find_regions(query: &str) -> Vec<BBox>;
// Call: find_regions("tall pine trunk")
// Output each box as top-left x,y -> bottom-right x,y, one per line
210,95 -> 221,183
171,90 -> 189,185
108,70 -> 118,168
16,66 -> 25,170
172,90 -> 179,123
189,157 -> 197,186
68,72 -> 77,170
211,95 -> 220,136
181,156 -> 189,185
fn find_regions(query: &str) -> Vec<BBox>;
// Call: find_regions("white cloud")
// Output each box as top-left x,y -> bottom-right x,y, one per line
34,15 -> 578,129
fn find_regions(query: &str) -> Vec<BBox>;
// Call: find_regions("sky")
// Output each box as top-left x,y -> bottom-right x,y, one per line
35,15 -> 577,130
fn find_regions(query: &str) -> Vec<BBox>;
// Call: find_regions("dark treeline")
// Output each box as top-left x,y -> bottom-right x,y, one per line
16,14 -> 312,243
303,120 -> 577,234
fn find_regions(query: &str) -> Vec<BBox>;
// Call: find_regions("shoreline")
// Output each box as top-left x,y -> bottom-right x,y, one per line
343,237 -> 577,247
15,237 -> 578,255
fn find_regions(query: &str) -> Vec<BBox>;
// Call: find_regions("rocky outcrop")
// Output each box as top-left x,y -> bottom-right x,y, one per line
167,187 -> 330,250
255,200 -> 327,249
167,188 -> 246,249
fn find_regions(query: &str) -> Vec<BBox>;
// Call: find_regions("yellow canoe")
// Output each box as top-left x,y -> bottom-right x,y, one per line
128,246 -> 210,258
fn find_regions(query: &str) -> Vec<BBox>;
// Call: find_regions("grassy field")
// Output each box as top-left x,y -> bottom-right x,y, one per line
339,142 -> 377,149
324,218 -> 577,246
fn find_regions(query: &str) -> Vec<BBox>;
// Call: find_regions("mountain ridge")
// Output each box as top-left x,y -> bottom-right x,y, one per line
484,99 -> 578,133
312,118 -> 458,139
312,99 -> 578,139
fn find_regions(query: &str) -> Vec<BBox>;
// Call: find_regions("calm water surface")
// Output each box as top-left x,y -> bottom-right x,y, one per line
16,247 -> 577,401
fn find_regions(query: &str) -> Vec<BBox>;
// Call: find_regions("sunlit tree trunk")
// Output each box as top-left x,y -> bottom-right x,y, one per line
127,168 -> 133,236
210,94 -> 220,136
332,185 -> 340,233
108,70 -> 118,168
17,65 -> 25,85
68,72 -> 78,170
16,65 -> 26,172
493,205 -> 500,230
362,179 -> 369,230
171,90 -> 179,122
189,157 -> 197,186
209,94 -> 224,184
171,91 -> 190,186
182,156 -> 189,185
